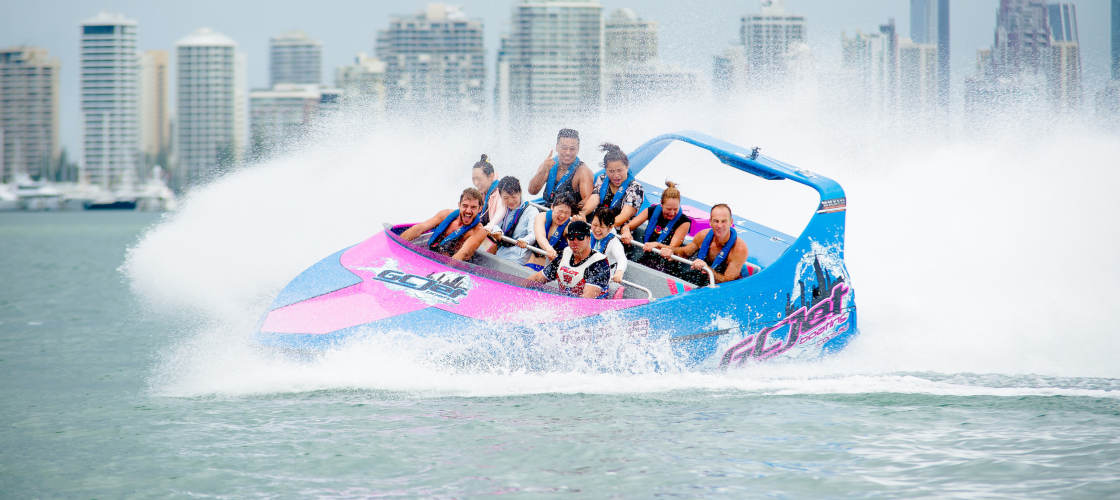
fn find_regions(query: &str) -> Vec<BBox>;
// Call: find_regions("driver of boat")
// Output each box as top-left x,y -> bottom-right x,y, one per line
471,154 -> 504,227
525,192 -> 578,271
527,128 -> 594,207
484,176 -> 539,263
620,181 -> 691,272
673,204 -> 749,284
527,220 -> 611,299
578,143 -> 643,228
399,187 -> 490,261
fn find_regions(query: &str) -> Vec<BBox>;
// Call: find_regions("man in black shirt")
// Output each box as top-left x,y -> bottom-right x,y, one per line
527,220 -> 611,299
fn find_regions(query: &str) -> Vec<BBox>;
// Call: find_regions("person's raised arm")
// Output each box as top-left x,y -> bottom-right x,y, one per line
452,226 -> 489,261
526,150 -> 554,196
400,210 -> 450,241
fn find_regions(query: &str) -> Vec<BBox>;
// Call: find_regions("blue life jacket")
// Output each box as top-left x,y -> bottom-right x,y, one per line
480,180 -> 499,225
543,156 -> 581,204
590,232 -> 615,253
596,172 -> 635,211
496,202 -> 529,248
697,227 -> 738,273
642,204 -> 685,244
543,211 -> 570,253
428,210 -> 480,252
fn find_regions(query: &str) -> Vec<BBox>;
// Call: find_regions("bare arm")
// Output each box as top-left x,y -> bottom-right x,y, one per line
574,164 -> 594,202
614,205 -> 637,228
532,212 -> 558,259
580,192 -> 601,218
526,271 -> 547,283
526,151 -> 554,195
451,226 -> 489,261
400,210 -> 451,241
673,229 -> 705,258
712,240 -> 749,283
658,221 -> 692,259
580,284 -> 603,299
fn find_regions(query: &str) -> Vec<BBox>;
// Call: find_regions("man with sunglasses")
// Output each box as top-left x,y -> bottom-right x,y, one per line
526,220 -> 611,299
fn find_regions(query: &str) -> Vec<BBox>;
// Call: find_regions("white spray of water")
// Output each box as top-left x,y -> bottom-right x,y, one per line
124,91 -> 1120,398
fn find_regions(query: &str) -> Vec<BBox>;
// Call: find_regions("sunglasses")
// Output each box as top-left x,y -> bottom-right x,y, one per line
566,234 -> 588,241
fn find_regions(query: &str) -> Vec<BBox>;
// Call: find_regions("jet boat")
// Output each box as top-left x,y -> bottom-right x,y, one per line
256,131 -> 856,368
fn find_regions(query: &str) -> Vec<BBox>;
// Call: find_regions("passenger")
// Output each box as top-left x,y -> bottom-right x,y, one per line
399,187 -> 489,261
673,204 -> 749,285
471,154 -> 503,227
620,181 -> 691,271
527,220 -> 611,299
525,192 -> 578,271
579,143 -> 643,228
527,128 -> 594,206
588,207 -> 627,284
484,176 -> 539,263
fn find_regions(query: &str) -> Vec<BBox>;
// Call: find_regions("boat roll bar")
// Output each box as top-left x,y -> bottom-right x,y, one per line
498,235 -> 655,301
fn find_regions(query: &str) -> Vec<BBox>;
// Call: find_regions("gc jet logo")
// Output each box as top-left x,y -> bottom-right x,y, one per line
359,261 -> 473,304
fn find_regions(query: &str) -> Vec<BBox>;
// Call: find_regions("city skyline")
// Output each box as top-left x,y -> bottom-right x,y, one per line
1,0 -> 1115,162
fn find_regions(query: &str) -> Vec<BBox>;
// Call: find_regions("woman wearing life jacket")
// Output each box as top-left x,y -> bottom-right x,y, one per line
579,143 -> 643,228
673,204 -> 749,285
527,128 -> 594,206
484,176 -> 539,263
620,181 -> 692,272
471,154 -> 503,227
527,220 -> 611,299
525,192 -> 578,271
399,187 -> 490,261
588,207 -> 628,284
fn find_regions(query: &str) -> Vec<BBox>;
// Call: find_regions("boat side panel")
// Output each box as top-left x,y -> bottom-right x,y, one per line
268,246 -> 362,310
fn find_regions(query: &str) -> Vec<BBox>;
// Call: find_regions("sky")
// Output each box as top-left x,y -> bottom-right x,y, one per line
1,0 -> 1114,158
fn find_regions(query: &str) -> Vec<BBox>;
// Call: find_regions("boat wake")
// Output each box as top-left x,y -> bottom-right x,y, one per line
125,91 -> 1120,398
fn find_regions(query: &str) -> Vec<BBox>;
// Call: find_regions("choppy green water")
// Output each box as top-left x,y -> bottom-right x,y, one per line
1,213 -> 1118,498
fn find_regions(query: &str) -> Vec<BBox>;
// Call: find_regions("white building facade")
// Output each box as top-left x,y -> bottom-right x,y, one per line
80,12 -> 139,189
0,46 -> 59,182
501,0 -> 603,126
740,0 -> 807,90
335,52 -> 387,112
175,28 -> 245,186
375,4 -> 485,114
270,31 -> 322,86
139,50 -> 170,163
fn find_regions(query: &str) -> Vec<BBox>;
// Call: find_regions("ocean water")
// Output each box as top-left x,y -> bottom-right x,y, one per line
4,97 -> 1120,496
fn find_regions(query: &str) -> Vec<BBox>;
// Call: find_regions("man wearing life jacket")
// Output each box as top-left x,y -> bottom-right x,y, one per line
620,181 -> 691,272
471,154 -> 503,227
484,176 -> 539,263
527,128 -> 594,207
527,220 -> 611,299
525,192 -> 578,271
399,187 -> 489,261
673,204 -> 749,285
578,143 -> 644,228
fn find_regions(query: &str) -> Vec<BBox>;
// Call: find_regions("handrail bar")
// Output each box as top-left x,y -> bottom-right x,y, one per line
498,234 -> 654,301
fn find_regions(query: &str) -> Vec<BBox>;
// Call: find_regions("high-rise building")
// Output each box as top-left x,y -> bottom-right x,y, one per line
376,3 -> 485,114
909,0 -> 949,108
740,0 -> 807,89
1112,0 -> 1119,81
898,39 -> 938,116
249,84 -> 321,159
0,47 -> 59,182
139,50 -> 170,164
713,45 -> 748,98
1047,3 -> 1081,112
270,31 -> 322,86
81,12 -> 139,189
501,0 -> 603,125
335,52 -> 387,111
175,28 -> 245,186
992,0 -> 1050,79
841,24 -> 897,115
604,8 -> 657,70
